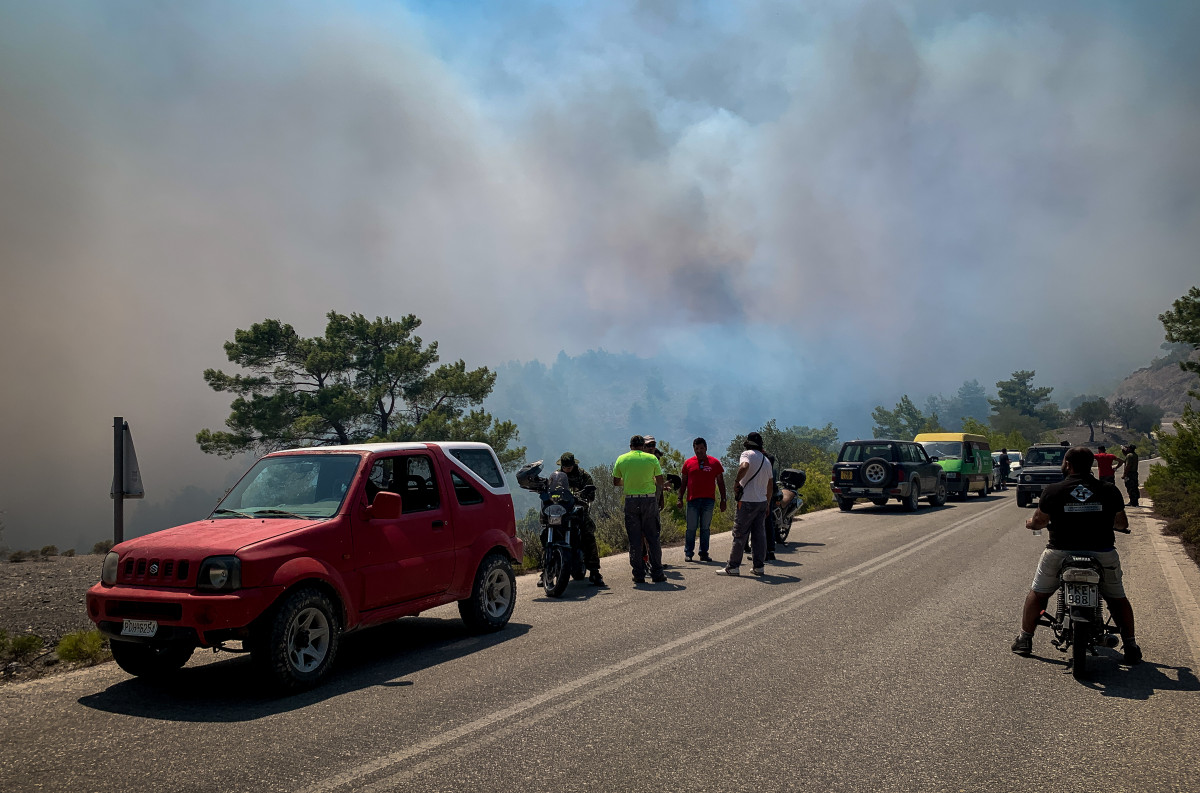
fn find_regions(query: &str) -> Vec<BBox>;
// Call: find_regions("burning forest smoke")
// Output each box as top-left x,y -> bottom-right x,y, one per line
1,1 -> 1198,548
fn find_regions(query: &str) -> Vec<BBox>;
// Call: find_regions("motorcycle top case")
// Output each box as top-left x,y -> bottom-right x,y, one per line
779,468 -> 807,489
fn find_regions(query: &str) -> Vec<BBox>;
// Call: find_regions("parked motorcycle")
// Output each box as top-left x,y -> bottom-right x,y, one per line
516,461 -> 596,598
771,468 -> 807,544
1038,526 -> 1131,679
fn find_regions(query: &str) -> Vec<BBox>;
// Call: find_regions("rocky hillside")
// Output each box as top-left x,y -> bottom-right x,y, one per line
1109,349 -> 1199,420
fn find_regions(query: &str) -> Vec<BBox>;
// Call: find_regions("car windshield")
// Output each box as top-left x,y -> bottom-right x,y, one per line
212,454 -> 362,519
993,451 -> 1022,463
839,444 -> 896,462
921,441 -> 962,459
1024,448 -> 1066,466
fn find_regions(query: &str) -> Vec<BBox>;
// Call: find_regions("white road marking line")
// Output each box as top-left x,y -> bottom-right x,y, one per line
298,500 -> 1011,793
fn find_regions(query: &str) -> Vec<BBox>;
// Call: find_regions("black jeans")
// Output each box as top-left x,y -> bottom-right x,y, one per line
624,496 -> 662,579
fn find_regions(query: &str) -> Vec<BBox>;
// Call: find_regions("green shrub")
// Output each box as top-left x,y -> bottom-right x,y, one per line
8,549 -> 26,563
10,634 -> 43,659
40,545 -> 58,558
56,630 -> 107,664
91,539 -> 114,555
1146,403 -> 1200,560
0,629 -> 9,654
63,548 -> 75,557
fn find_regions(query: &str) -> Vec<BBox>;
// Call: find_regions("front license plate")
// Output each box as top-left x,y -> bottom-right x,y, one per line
121,619 -> 158,638
1064,584 -> 1097,608
840,470 -> 853,480
548,516 -> 562,525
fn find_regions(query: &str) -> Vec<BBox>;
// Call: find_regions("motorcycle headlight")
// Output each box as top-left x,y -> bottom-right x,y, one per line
546,505 -> 567,519
101,551 -> 120,585
197,556 -> 242,591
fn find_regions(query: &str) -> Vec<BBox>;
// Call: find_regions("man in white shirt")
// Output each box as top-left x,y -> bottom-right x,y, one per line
717,431 -> 775,577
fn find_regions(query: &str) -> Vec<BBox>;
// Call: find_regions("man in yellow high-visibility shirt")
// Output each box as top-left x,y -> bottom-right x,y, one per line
613,435 -> 666,584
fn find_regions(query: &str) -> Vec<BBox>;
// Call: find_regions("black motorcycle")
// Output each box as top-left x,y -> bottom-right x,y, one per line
1038,527 -> 1130,679
771,468 -> 807,544
517,461 -> 596,598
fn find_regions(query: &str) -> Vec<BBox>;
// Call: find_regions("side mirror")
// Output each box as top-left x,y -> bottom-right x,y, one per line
931,456 -> 940,462
367,491 -> 402,520
580,484 -> 597,503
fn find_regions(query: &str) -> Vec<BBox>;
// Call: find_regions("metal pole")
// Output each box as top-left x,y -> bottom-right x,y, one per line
114,416 -> 124,545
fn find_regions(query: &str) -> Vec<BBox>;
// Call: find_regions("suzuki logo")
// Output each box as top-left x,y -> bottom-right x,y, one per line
149,563 -> 159,575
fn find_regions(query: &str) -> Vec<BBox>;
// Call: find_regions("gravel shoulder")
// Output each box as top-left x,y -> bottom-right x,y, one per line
0,555 -> 106,684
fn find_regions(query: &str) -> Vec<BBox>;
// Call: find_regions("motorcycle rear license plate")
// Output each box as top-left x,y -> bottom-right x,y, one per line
121,619 -> 158,638
840,470 -> 852,480
1064,583 -> 1097,608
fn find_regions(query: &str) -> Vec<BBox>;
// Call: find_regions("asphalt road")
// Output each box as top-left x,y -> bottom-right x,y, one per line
4,481 -> 1199,793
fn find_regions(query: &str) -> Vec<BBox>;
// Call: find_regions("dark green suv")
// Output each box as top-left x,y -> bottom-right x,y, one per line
831,440 -> 948,512
1015,441 -> 1071,508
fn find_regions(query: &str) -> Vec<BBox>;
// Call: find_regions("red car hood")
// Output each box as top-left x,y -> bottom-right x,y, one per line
115,517 -> 325,558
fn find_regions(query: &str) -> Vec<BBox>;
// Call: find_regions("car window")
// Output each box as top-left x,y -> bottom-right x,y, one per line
449,448 -> 504,488
920,441 -> 962,459
839,444 -> 895,462
367,454 -> 441,513
899,444 -> 915,463
216,454 -> 360,519
912,444 -> 930,463
451,472 -> 484,506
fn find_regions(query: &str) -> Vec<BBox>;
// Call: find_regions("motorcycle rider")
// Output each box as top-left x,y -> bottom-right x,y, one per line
1011,446 -> 1141,664
556,452 -> 605,587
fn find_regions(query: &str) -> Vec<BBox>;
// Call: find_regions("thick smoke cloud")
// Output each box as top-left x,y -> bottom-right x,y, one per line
1,1 -> 1197,549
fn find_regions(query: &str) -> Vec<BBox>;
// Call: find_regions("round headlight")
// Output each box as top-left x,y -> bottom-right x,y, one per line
1022,474 -> 1032,482
208,564 -> 229,588
101,551 -> 120,585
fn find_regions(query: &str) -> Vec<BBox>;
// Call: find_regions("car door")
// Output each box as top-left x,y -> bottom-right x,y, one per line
913,443 -> 940,485
354,451 -> 455,610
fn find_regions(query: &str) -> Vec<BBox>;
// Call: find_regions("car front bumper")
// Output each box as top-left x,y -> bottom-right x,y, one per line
86,582 -> 285,646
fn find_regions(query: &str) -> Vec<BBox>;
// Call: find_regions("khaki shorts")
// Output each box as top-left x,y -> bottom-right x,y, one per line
1031,548 -> 1125,599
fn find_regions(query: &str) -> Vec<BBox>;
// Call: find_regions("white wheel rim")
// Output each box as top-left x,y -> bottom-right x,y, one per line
286,606 -> 330,673
484,568 -> 512,617
864,463 -> 887,484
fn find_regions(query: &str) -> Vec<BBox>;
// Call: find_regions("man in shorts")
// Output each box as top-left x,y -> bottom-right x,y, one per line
1011,446 -> 1140,663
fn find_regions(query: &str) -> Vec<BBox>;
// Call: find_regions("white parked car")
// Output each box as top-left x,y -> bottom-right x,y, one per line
992,450 -> 1023,483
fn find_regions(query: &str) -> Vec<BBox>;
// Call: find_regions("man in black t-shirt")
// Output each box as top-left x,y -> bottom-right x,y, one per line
1010,446 -> 1141,663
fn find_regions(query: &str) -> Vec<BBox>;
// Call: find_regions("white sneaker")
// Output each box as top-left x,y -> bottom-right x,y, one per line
751,567 -> 765,576
685,554 -> 694,562
715,567 -> 739,576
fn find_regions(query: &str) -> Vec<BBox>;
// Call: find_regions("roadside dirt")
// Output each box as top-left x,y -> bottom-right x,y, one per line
0,555 -> 106,684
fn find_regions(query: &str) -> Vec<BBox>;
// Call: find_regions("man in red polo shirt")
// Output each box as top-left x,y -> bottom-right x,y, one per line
1094,444 -> 1123,486
679,437 -> 727,562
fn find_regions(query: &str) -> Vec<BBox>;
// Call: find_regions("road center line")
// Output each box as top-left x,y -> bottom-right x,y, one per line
298,500 -> 1011,793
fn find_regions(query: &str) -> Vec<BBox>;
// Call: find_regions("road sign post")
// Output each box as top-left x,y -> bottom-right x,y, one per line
111,418 -> 145,544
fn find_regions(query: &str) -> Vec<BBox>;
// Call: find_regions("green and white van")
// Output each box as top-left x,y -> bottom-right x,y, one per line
915,432 -> 995,498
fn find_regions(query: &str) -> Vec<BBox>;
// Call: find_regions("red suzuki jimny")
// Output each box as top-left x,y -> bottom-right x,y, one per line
86,442 -> 523,691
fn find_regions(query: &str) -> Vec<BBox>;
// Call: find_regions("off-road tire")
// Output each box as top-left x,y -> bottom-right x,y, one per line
252,587 -> 341,693
110,640 -> 194,680
903,480 -> 922,512
1016,491 -> 1029,508
979,478 -> 990,497
837,497 -> 854,512
870,498 -> 889,506
459,552 -> 516,632
929,478 -> 948,507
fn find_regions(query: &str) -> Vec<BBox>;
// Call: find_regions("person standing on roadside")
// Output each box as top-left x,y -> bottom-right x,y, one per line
1094,445 -> 1123,486
1121,444 -> 1140,507
679,438 -> 727,562
996,448 -> 1011,491
613,435 -> 667,584
717,431 -> 775,577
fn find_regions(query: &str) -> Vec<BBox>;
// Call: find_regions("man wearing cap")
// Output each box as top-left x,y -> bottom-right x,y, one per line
1121,445 -> 1140,507
717,431 -> 775,577
613,435 -> 667,584
1094,445 -> 1123,486
557,452 -> 604,586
